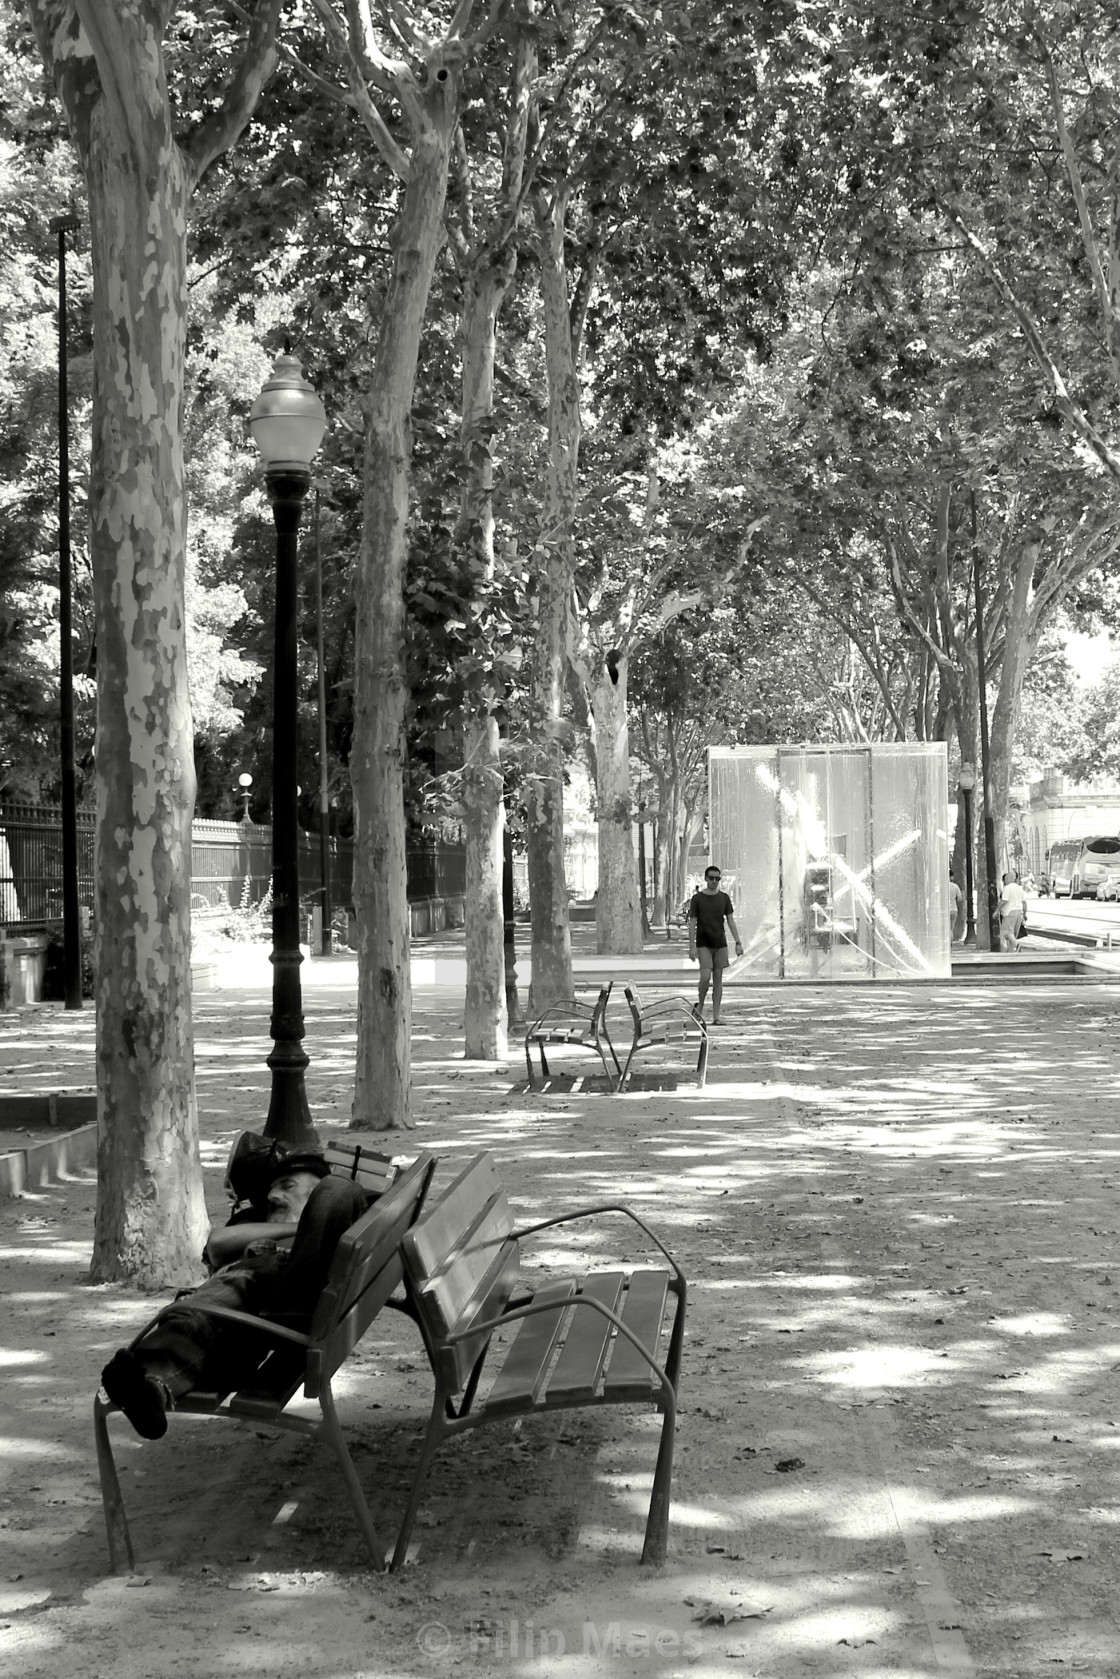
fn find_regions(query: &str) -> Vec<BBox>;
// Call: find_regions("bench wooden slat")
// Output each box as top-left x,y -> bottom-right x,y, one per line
318,1250 -> 408,1386
437,1244 -> 522,1393
543,1272 -> 625,1403
534,1027 -> 586,1046
483,1278 -> 577,1415
305,1155 -> 438,1386
603,1271 -> 669,1399
323,1141 -> 397,1196
416,1192 -> 514,1337
403,1155 -> 503,1277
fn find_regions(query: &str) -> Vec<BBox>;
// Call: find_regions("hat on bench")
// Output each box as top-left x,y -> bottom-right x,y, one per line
267,1150 -> 331,1184
224,1132 -> 328,1209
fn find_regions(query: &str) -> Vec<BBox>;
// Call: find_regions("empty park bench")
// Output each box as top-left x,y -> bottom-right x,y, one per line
619,984 -> 709,1091
523,979 -> 621,1088
391,1151 -> 687,1570
94,1149 -> 437,1573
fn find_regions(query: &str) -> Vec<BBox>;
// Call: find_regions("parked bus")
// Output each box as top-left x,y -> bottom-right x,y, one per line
1044,835 -> 1120,898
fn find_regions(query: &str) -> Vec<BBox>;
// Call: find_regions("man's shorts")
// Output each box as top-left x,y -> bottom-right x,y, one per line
697,945 -> 729,976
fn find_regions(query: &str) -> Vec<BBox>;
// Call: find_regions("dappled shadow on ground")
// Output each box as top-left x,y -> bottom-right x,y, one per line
3,976 -> 1120,1675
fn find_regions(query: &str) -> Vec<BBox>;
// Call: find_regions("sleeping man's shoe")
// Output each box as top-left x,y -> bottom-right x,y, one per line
101,1350 -> 172,1440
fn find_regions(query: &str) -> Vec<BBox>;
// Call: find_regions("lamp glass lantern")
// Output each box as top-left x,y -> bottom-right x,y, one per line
249,353 -> 326,471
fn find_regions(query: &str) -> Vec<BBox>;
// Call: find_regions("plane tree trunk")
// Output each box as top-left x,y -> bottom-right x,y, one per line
351,73 -> 460,1127
590,650 -> 641,952
525,185 -> 578,1011
27,0 -> 281,1283
458,257 -> 511,1059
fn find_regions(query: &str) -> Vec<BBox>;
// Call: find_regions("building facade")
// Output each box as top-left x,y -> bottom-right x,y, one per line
1020,772 -> 1120,877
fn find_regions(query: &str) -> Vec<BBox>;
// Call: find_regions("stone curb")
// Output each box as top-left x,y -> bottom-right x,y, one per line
0,1095 -> 97,1200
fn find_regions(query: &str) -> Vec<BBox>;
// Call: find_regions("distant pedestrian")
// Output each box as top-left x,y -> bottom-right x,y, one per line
687,866 -> 743,1025
998,872 -> 1026,952
948,869 -> 963,943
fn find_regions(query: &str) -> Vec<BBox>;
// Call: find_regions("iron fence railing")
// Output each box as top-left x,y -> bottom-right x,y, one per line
0,804 -> 464,930
0,804 -> 95,925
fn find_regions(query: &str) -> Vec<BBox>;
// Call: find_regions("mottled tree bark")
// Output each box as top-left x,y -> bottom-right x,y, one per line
988,544 -> 1037,884
591,651 -> 642,953
351,80 -> 459,1126
462,709 -> 506,1055
27,0 -> 280,1283
458,262 -> 513,1059
453,17 -> 534,1057
526,186 -> 577,1013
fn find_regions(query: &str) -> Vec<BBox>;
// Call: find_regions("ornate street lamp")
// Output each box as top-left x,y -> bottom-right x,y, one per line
237,771 -> 253,822
958,761 -> 977,947
249,353 -> 326,1146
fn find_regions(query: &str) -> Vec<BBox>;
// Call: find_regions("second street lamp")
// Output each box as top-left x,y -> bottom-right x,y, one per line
249,353 -> 326,1146
958,761 -> 977,947
51,211 -> 83,1010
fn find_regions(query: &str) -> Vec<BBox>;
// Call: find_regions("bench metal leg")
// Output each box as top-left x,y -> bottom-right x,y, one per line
616,1039 -> 640,1092
642,1387 -> 677,1564
319,1376 -> 389,1570
642,1279 -> 686,1565
94,1395 -> 135,1574
599,1025 -> 623,1085
696,1035 -> 709,1089
390,1399 -> 449,1571
595,1044 -> 618,1091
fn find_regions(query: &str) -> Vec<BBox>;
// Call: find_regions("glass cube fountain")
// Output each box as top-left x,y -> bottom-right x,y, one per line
707,744 -> 951,981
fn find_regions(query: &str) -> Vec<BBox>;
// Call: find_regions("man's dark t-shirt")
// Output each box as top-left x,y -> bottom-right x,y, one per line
689,889 -> 734,949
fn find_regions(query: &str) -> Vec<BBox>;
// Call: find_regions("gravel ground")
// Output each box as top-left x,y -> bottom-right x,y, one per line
3,955 -> 1120,1677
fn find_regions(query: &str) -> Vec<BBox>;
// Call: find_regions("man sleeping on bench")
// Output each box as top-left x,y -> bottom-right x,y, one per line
100,1134 -> 373,1440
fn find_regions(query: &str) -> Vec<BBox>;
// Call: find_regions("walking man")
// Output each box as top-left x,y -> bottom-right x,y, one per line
948,867 -> 963,944
688,865 -> 743,1025
998,871 -> 1026,952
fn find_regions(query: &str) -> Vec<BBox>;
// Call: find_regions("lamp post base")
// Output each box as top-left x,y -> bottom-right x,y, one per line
264,969 -> 318,1146
264,1056 -> 318,1149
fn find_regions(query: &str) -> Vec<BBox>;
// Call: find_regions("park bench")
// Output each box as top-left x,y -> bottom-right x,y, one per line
93,1149 -> 438,1573
390,1151 -> 687,1570
523,979 -> 621,1089
618,984 -> 709,1091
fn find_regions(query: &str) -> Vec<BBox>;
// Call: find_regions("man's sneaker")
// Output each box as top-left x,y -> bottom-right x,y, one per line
101,1350 -> 171,1440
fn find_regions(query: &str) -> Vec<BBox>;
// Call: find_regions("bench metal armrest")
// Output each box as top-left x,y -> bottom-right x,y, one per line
526,1001 -> 595,1033
511,1203 -> 685,1287
443,1291 -> 677,1396
632,997 -> 701,1026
